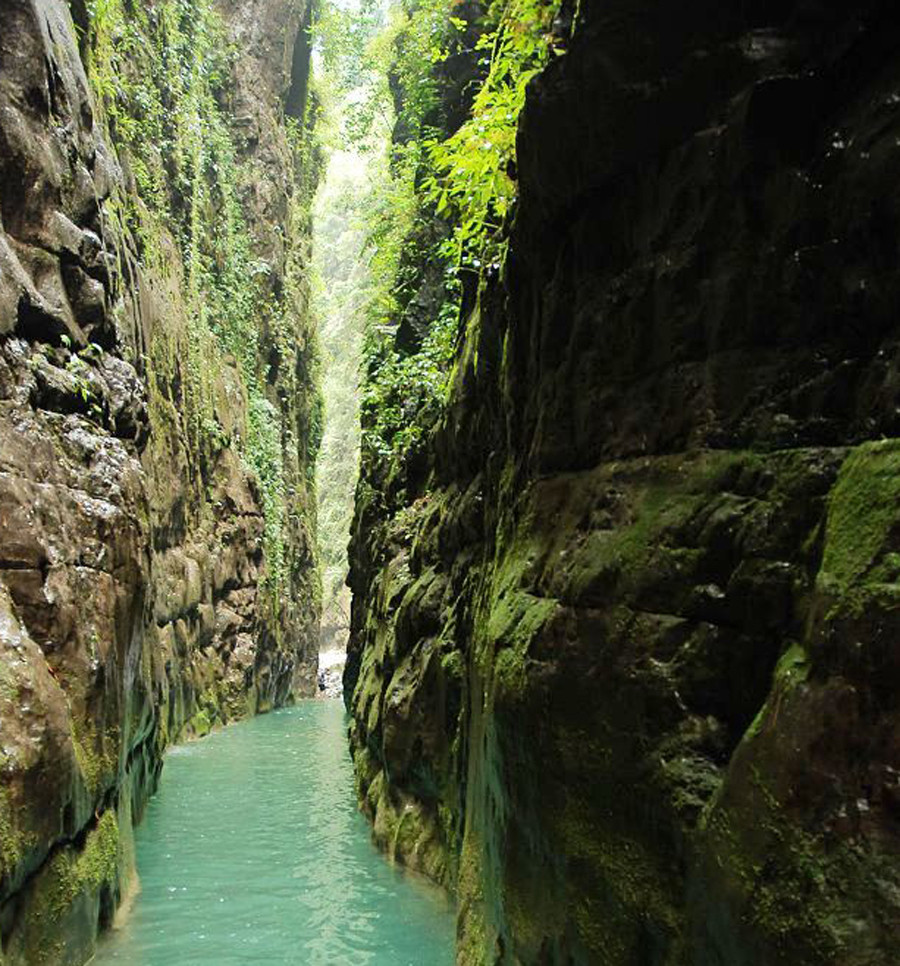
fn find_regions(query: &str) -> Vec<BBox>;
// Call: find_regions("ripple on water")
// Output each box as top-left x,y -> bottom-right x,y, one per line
92,701 -> 455,966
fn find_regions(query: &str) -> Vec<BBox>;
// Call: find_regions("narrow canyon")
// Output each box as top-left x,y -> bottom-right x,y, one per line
1,0 -> 899,964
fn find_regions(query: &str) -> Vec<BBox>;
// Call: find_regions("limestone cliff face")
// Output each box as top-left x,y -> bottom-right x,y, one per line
348,1 -> 900,963
0,0 -> 318,962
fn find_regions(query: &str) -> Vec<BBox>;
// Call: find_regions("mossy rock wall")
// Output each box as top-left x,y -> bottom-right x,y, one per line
347,2 -> 900,963
0,0 -> 319,961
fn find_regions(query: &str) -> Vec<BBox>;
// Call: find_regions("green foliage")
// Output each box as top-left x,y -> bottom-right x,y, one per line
313,0 -> 387,149
84,0 -> 322,598
424,0 -> 561,269
333,4 -> 456,464
360,290 -> 458,459
324,0 -> 560,470
381,0 -> 447,133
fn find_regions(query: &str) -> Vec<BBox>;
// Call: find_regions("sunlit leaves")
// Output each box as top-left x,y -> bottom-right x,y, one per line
424,0 -> 559,268
313,0 -> 559,468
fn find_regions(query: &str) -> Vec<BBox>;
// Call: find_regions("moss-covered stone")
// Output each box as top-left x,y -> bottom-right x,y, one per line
187,708 -> 213,738
0,786 -> 26,883
8,812 -> 120,966
818,439 -> 900,615
350,1 -> 900,964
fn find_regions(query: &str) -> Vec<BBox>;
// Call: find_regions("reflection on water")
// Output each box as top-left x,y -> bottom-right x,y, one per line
92,701 -> 455,966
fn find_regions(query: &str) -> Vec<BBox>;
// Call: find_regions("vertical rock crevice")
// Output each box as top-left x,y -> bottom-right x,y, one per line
286,6 -> 313,124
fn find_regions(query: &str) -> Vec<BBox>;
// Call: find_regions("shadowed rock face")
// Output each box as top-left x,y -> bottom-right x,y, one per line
347,1 -> 900,963
0,0 -> 318,962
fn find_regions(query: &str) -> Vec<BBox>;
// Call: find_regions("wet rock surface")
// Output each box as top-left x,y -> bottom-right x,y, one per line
0,0 -> 318,962
347,1 -> 900,963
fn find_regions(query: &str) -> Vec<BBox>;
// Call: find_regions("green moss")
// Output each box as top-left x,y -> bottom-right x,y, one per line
486,588 -> 556,704
440,649 -> 464,680
550,799 -> 682,961
697,643 -> 865,963
491,645 -> 528,703
71,722 -> 113,797
17,812 -> 120,962
480,529 -> 559,703
75,811 -> 120,892
562,455 -> 749,603
818,439 -> 900,613
777,640 -> 810,678
365,768 -> 450,885
702,800 -> 845,961
486,584 -> 556,654
393,804 -> 447,882
188,708 -> 212,737
741,641 -> 810,744
456,832 -> 489,966
0,786 -> 25,878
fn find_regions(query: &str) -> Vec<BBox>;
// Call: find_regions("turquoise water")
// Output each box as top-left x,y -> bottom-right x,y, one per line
92,701 -> 455,966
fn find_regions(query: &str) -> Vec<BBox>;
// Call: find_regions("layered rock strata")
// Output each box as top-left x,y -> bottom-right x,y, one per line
347,1 -> 900,963
0,0 -> 319,962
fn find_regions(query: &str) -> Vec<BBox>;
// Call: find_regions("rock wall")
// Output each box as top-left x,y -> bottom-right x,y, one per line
347,1 -> 900,963
0,0 -> 319,962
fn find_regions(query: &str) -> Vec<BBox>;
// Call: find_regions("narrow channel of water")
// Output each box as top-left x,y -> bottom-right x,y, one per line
92,701 -> 455,966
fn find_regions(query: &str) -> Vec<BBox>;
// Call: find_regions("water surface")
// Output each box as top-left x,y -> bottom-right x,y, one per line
93,700 -> 455,966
